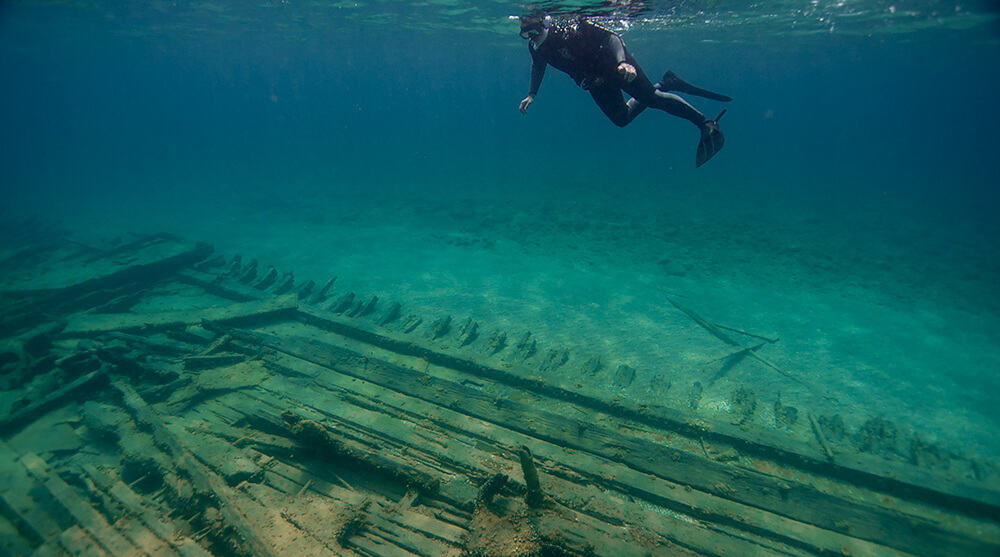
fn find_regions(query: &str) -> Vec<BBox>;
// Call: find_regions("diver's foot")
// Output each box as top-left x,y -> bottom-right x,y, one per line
696,110 -> 727,168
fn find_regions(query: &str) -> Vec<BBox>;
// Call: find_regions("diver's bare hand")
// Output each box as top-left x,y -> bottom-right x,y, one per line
519,95 -> 534,114
618,62 -> 637,83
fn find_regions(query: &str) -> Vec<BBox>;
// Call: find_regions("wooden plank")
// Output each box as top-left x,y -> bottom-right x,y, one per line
58,525 -> 110,557
176,357 -> 803,556
0,513 -> 36,557
0,442 -> 69,545
252,358 -> 899,557
292,307 -> 1000,522
0,370 -> 107,436
19,453 -> 141,557
1,237 -> 212,307
81,464 -> 213,557
175,269 -> 266,303
27,537 -> 67,557
234,329 -> 998,557
207,387 -> 679,556
110,380 -> 278,557
61,294 -> 297,336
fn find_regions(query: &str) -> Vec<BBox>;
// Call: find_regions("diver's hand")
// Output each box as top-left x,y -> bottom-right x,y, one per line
519,95 -> 535,114
618,62 -> 637,83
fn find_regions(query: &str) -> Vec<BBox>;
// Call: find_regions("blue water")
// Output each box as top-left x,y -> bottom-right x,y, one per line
2,1 -> 1000,460
3,1 -> 998,215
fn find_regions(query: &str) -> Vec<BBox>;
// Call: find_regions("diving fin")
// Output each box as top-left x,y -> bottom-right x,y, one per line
696,109 -> 727,168
658,71 -> 732,102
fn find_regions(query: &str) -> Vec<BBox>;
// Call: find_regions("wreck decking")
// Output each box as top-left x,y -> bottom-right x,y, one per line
0,229 -> 997,556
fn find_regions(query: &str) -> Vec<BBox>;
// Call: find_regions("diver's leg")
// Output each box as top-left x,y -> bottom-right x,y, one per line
589,85 -> 641,128
622,56 -> 727,167
621,55 -> 708,126
623,78 -> 708,126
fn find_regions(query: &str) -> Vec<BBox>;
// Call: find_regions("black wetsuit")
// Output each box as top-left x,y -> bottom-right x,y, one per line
527,19 -> 707,128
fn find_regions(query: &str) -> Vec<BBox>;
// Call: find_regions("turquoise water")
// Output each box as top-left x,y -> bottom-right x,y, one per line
2,0 -> 1000,466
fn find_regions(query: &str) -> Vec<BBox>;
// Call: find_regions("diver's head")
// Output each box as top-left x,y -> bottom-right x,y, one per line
519,14 -> 551,44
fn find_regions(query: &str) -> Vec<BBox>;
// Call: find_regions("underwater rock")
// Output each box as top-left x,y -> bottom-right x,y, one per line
330,292 -> 356,314
514,332 -> 536,361
400,315 -> 423,334
856,417 -> 898,457
295,279 -> 315,300
688,381 -> 703,409
484,329 -> 507,355
457,318 -> 479,347
379,302 -> 402,326
428,315 -> 452,340
307,277 -> 337,305
613,364 -> 636,388
909,435 -> 950,471
252,266 -> 278,290
730,387 -> 758,426
539,348 -> 569,373
581,355 -> 602,374
271,272 -> 295,295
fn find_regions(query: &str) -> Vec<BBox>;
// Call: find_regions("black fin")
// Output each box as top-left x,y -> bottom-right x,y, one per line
696,110 -> 727,168
659,71 -> 732,102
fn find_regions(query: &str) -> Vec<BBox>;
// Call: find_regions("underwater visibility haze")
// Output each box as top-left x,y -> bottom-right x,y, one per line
1,0 -> 1000,553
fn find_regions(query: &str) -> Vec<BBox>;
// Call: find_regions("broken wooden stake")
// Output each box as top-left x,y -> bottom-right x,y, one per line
809,412 -> 835,463
519,445 -> 544,509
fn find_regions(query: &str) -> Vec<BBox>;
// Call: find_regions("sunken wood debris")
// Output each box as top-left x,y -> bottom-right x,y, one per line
0,231 -> 997,557
307,277 -> 336,305
379,301 -> 402,326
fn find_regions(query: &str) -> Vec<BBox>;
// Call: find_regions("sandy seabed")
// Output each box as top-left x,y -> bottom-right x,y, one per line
35,180 -> 1000,470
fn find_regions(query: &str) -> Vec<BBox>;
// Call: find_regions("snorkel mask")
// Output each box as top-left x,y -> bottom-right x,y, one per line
519,14 -> 551,40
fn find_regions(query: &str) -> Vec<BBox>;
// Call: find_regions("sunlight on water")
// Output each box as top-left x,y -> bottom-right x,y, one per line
3,0 -> 997,42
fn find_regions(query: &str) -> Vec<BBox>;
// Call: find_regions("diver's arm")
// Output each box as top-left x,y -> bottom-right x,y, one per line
528,58 -> 546,97
521,57 -> 547,114
605,34 -> 636,82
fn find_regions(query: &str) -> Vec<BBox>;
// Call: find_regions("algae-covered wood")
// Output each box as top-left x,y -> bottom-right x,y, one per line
1,232 -> 998,557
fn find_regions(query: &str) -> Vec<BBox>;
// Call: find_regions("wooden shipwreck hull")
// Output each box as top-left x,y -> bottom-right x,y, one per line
0,228 -> 998,556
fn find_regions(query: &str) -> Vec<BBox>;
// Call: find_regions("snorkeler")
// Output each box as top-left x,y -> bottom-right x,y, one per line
518,14 -> 731,167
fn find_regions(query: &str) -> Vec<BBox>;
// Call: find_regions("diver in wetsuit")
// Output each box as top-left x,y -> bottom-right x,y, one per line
518,14 -> 731,167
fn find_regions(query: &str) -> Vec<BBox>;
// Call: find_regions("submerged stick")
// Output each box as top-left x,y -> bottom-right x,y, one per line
665,296 -> 739,347
666,296 -> 809,388
808,412 -> 834,462
711,323 -> 779,344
